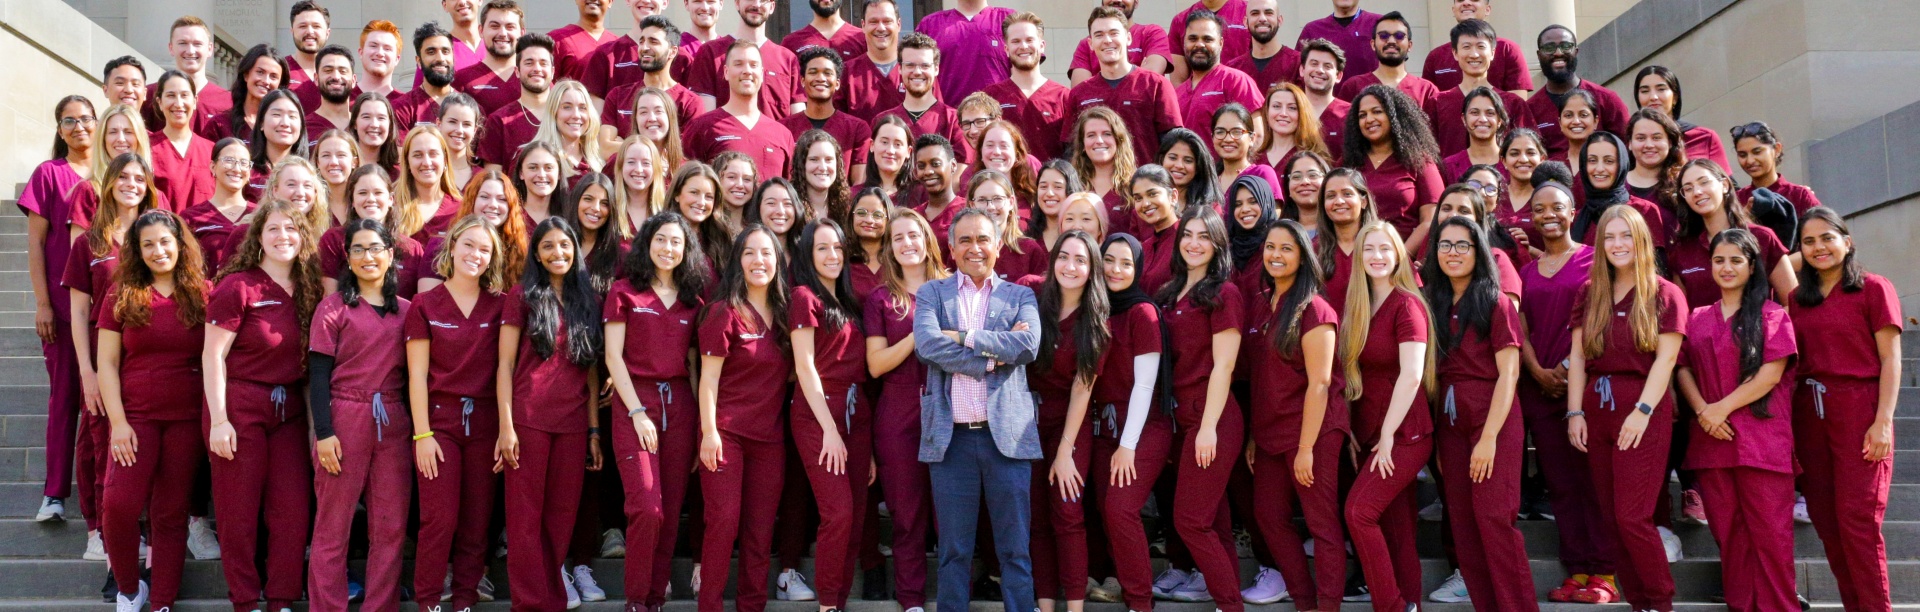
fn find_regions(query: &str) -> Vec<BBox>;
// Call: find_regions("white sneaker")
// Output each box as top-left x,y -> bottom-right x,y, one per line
139,536 -> 150,561
1088,576 -> 1122,602
690,563 -> 702,596
777,568 -> 817,601
562,566 -> 582,609
1303,539 -> 1315,558
187,516 -> 221,560
114,579 -> 148,612
477,575 -> 496,601
600,528 -> 627,558
84,530 -> 108,561
1240,566 -> 1289,604
1793,495 -> 1813,525
1152,568 -> 1191,600
1658,526 -> 1683,562
441,571 -> 454,601
36,497 -> 65,522
573,565 -> 607,601
903,607 -> 924,612
1418,499 -> 1445,522
1168,572 -> 1212,602
1428,569 -> 1470,603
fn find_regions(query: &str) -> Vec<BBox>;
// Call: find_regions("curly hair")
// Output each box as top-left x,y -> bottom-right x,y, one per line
216,199 -> 326,329
1342,85 -> 1440,172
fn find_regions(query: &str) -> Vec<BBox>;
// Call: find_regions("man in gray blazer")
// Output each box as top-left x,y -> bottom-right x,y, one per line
913,206 -> 1043,612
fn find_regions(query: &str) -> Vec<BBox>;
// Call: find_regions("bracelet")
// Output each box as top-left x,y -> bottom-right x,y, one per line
628,407 -> 647,418
588,426 -> 602,436
412,431 -> 435,441
1562,410 -> 1585,420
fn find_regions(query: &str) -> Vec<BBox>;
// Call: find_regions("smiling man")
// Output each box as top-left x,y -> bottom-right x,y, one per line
477,32 -> 555,170
1524,25 -> 1630,158
1064,6 -> 1183,168
782,47 -> 872,176
1421,0 -> 1531,94
1174,9 -> 1263,139
982,11 -> 1071,161
1067,0 -> 1171,87
550,0 -> 613,84
684,40 -> 799,180
581,0 -> 671,104
912,135 -> 965,249
687,0 -> 803,120
1167,0 -> 1252,84
1426,19 -> 1532,157
357,21 -> 404,99
1332,11 -> 1438,110
304,45 -> 359,136
285,2 -> 334,111
877,33 -> 970,164
599,15 -> 706,140
143,17 -> 229,132
453,0 -> 527,116
1221,0 -> 1299,94
1297,38 -> 1350,159
1296,0 -> 1380,80
782,0 -> 866,62
836,0 -> 906,120
396,22 -> 458,128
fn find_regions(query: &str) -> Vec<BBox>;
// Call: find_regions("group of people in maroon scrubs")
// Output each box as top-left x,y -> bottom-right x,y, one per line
16,1 -> 1902,612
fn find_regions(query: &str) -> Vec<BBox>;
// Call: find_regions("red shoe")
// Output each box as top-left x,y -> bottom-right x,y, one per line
1548,576 -> 1586,602
1570,576 -> 1618,604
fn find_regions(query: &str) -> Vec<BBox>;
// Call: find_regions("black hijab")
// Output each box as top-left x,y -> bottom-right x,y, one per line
1101,233 -> 1178,420
1224,175 -> 1277,271
1573,131 -> 1631,241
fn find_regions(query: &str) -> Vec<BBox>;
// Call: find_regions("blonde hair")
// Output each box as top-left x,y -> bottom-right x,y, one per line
958,91 -> 1000,121
433,213 -> 509,293
879,208 -> 950,316
631,87 -> 687,172
1580,205 -> 1663,358
89,105 -> 154,193
1059,191 -> 1109,241
613,136 -> 668,223
1069,106 -> 1136,197
395,125 -> 460,237
265,155 -> 333,233
533,80 -> 602,179
1336,221 -> 1435,400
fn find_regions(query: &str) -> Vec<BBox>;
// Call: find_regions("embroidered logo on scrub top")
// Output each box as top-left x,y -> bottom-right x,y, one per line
615,61 -> 638,68
634,307 -> 660,315
472,84 -> 499,91
1079,98 -> 1105,106
91,256 -> 117,266
429,320 -> 459,328
742,332 -> 766,340
1681,267 -> 1706,275
251,300 -> 283,308
1201,91 -> 1225,97
194,225 -> 225,233
715,135 -> 742,143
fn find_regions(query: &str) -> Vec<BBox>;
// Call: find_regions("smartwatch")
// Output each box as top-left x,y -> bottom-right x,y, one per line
1635,402 -> 1655,415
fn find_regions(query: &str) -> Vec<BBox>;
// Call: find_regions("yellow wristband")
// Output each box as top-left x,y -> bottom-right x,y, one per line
412,431 -> 435,441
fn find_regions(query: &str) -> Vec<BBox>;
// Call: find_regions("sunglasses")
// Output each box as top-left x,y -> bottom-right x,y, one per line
1375,31 -> 1408,42
1730,121 -> 1772,141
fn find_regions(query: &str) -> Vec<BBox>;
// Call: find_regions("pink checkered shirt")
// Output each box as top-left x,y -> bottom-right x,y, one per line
950,273 -> 997,423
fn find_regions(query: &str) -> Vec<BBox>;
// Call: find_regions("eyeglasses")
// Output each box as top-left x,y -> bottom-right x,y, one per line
972,195 -> 1013,209
1436,240 -> 1474,255
1375,31 -> 1408,42
217,156 -> 252,168
1465,179 -> 1498,195
1538,42 -> 1577,53
59,116 -> 98,129
960,118 -> 994,130
852,208 -> 884,219
348,244 -> 392,258
1212,127 -> 1250,139
1287,171 -> 1325,182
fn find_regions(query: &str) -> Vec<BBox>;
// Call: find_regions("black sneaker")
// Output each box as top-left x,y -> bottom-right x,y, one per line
100,572 -> 117,603
1342,573 -> 1371,602
1528,498 -> 1556,521
862,567 -> 890,600
973,574 -> 1002,601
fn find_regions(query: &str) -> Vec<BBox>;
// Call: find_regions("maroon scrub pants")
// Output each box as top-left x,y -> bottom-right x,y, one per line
102,418 -> 200,609
309,391 -> 414,612
1173,405 -> 1246,612
1583,375 -> 1676,611
206,380 -> 311,612
1250,435 -> 1347,612
792,381 -> 875,608
40,323 -> 81,502
1436,388 -> 1536,612
1093,414 -> 1174,612
413,393 -> 502,612
1518,378 -> 1618,576
1031,420 -> 1092,602
614,378 -> 699,611
700,433 -> 785,612
1346,435 -> 1431,612
1696,466 -> 1797,612
505,426 -> 589,612
1796,378 -> 1893,612
872,379 -> 932,608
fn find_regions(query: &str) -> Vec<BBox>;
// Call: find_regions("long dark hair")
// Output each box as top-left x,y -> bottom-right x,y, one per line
1419,216 -> 1501,358
1791,207 -> 1865,307
1436,180 -> 1514,253
52,96 -> 95,160
111,211 -> 208,328
704,224 -> 792,351
1025,159 -> 1083,242
226,45 -> 288,139
790,219 -> 861,331
747,177 -> 810,250
1279,151 -> 1332,221
1159,128 -> 1221,210
863,115 -> 917,194
1710,228 -> 1776,418
625,211 -> 712,300
347,93 -> 401,171
1037,230 -> 1112,383
562,171 -> 623,294
1635,65 -> 1688,118
1263,219 -> 1324,355
1315,167 -> 1378,279
1627,107 -> 1688,208
1153,205 -> 1232,310
250,89 -> 310,172
335,218 -> 400,315
518,218 -> 604,366
1343,85 -> 1440,171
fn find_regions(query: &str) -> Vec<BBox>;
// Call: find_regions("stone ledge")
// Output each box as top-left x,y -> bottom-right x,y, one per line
0,0 -> 158,87
1809,98 -> 1920,217
1581,0 -> 1742,83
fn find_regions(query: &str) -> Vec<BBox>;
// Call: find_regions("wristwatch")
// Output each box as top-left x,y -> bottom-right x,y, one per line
1635,402 -> 1655,415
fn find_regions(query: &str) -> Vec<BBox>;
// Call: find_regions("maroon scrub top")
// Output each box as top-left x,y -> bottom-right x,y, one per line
1428,87 -> 1531,159
684,109 -> 798,181
1136,224 -> 1178,297
1319,97 -> 1352,161
1162,281 -> 1244,428
1351,289 -> 1432,446
1434,293 -> 1523,430
1679,300 -> 1797,473
318,226 -> 431,299
401,284 -> 505,398
981,79 -> 1074,162
502,291 -> 595,434
1026,305 -> 1110,428
580,35 -> 645,101
602,82 -> 705,139
310,292 -> 411,394
1244,290 -> 1345,454
410,194 -> 463,244
392,87 -> 444,131
1091,301 -> 1162,407
1420,37 -> 1534,93
863,286 -> 925,387
98,287 -> 208,422
1175,66 -> 1266,139
62,235 -> 118,327
207,267 -> 306,386
1295,10 -> 1383,80
836,54 -> 908,121
1319,238 -> 1355,315
19,160 -> 84,316
69,187 -> 174,228
1518,245 -> 1593,367
917,6 -> 1017,101
604,278 -> 701,381
1681,125 -> 1732,175
149,132 -> 217,212
1787,273 -> 1903,382
1063,68 -> 1184,168
550,24 -> 613,85
452,62 -> 521,118
781,111 -> 873,173
700,303 -> 794,442
1333,73 -> 1441,111
685,37 -> 803,121
180,200 -> 256,277
1524,80 -> 1631,159
1358,154 -> 1446,240
877,101 -> 971,163
477,102 -> 543,168
1664,223 -> 1786,310
1168,0 -> 1252,66
1222,48 -> 1303,98
780,23 -> 867,62
1069,23 -> 1174,77
1571,277 -> 1688,377
1736,175 -> 1823,217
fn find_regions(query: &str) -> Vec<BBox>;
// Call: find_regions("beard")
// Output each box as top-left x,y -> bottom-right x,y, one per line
811,0 -> 839,18
741,8 -> 767,28
320,80 -> 353,104
422,62 -> 456,87
1378,53 -> 1405,68
1185,48 -> 1217,73
1010,52 -> 1040,71
640,56 -> 670,73
1250,27 -> 1276,45
1544,55 -> 1580,84
522,78 -> 550,95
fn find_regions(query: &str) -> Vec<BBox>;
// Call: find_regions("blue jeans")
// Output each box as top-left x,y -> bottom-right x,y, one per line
928,425 -> 1036,612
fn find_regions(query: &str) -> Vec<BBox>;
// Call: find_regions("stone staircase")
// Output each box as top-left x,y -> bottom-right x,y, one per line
0,193 -> 1918,610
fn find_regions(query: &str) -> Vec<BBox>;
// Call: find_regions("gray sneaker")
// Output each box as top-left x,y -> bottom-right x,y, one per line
1152,568 -> 1191,600
1168,572 -> 1213,602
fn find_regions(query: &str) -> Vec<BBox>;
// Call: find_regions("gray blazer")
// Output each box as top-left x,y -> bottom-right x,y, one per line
912,275 -> 1044,462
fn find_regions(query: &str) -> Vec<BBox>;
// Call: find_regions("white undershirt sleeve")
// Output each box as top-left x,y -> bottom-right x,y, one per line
1119,352 -> 1161,449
